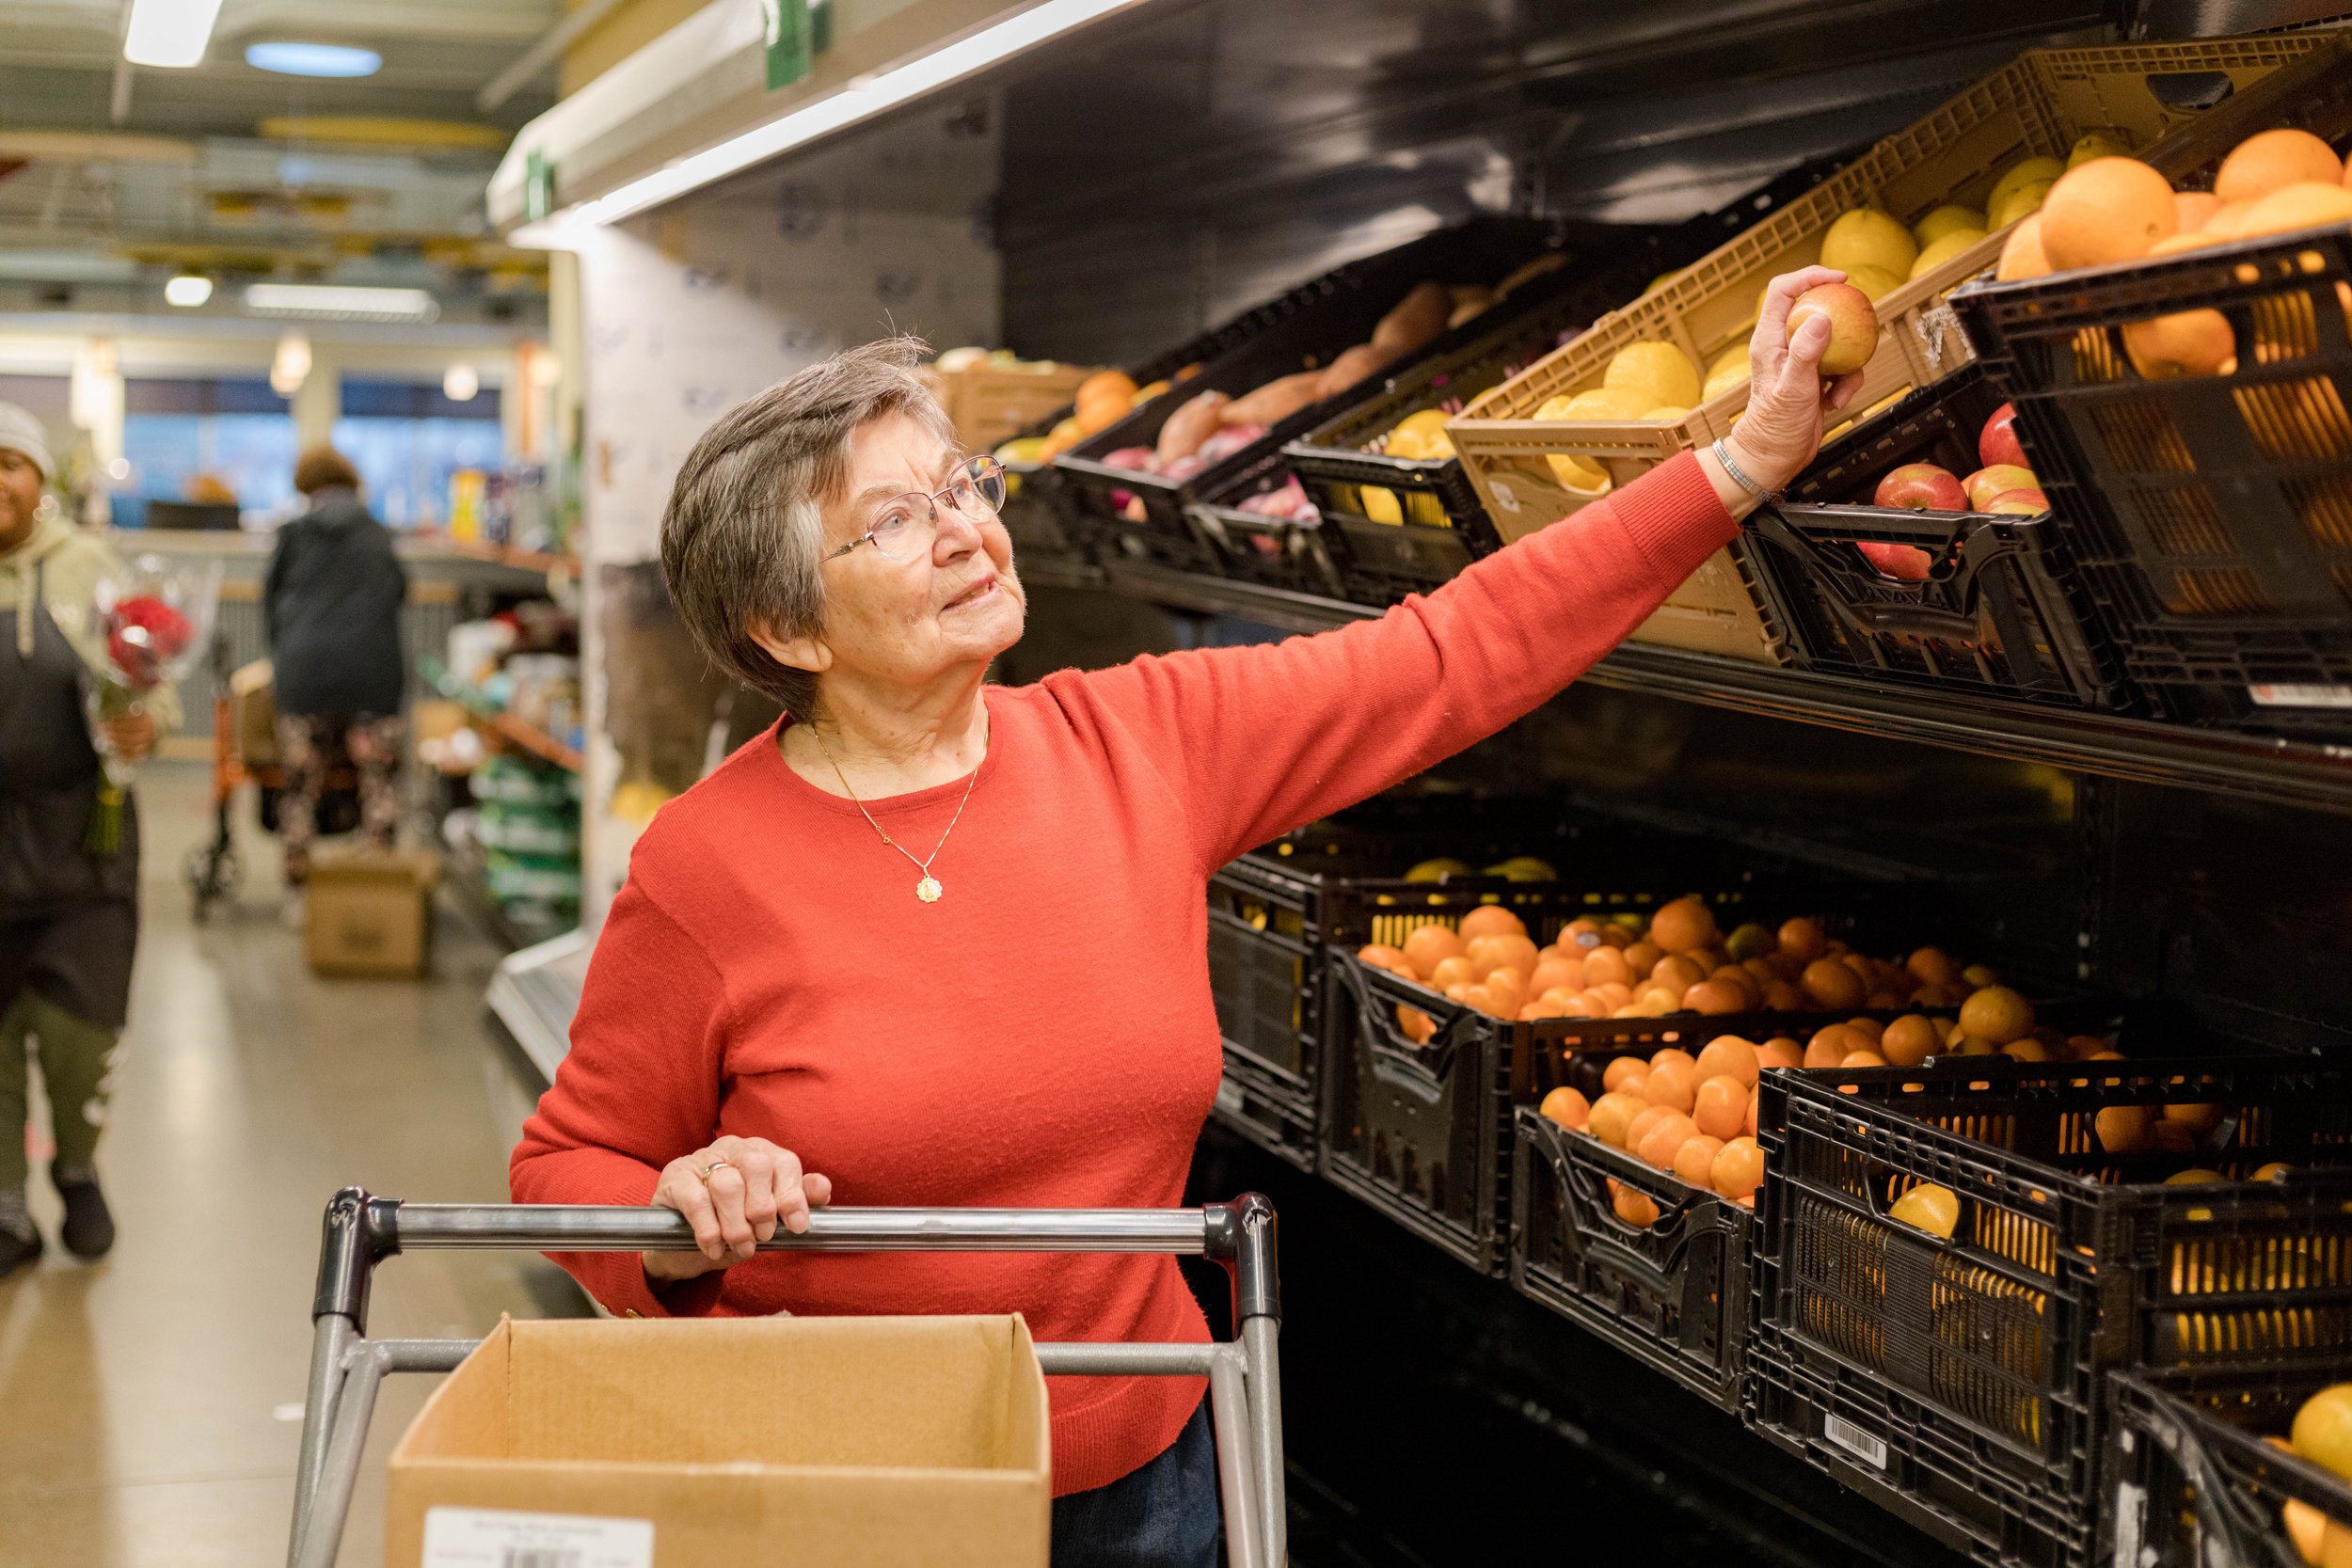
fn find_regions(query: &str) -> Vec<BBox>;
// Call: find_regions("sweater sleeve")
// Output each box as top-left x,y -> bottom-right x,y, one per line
1070,452 -> 1737,872
509,873 -> 732,1318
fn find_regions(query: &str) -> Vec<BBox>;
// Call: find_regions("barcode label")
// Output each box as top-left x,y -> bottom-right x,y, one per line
421,1507 -> 652,1568
1823,1413 -> 1888,1470
2249,683 -> 2352,708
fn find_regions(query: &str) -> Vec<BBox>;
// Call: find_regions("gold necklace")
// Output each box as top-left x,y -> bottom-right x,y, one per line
807,727 -> 981,904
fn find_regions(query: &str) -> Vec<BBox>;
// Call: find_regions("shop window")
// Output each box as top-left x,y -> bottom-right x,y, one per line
334,378 -> 501,531
118,377 -> 298,530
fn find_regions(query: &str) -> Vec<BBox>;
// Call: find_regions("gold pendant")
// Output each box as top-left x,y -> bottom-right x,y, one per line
915,876 -> 943,903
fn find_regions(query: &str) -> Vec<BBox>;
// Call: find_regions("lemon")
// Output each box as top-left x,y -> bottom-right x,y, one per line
1702,342 -> 1752,401
1602,342 -> 1702,410
1361,486 -> 1403,525
1911,228 -> 1990,279
1844,263 -> 1904,302
1546,452 -> 1612,495
2069,131 -> 2130,169
1820,207 -> 1918,279
1913,204 -> 1986,247
1888,1182 -> 1958,1238
994,436 -> 1050,466
1643,269 -> 1682,295
1991,180 -> 2055,232
1561,387 -> 1653,420
1990,155 -> 2066,218
1642,405 -> 1690,421
1404,858 -> 1471,883
2294,1385 -> 2352,1481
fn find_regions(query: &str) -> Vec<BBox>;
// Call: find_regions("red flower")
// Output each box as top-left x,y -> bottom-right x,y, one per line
106,595 -> 194,688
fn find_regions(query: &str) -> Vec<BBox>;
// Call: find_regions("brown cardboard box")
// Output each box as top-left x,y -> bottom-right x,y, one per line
228,658 -> 278,767
386,1314 -> 1051,1568
305,846 -> 439,978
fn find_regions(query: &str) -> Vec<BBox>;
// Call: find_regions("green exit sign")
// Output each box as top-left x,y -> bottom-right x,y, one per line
762,0 -> 832,89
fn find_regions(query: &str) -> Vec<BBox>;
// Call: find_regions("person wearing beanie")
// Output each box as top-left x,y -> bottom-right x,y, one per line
262,445 -> 408,897
0,401 -> 176,1279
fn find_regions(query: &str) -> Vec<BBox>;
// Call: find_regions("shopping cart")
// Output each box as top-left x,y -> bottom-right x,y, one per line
185,633 -> 362,921
288,1186 -> 1288,1568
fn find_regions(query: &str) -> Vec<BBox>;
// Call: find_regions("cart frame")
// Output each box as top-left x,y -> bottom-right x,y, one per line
289,1186 -> 1286,1568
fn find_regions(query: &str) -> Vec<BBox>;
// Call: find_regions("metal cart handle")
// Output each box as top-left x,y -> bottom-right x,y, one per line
293,1188 -> 1285,1568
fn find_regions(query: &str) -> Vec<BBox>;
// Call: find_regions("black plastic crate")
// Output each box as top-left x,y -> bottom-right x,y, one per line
1750,1053 -> 2352,1568
1052,216 -> 1586,574
1182,499 -> 1345,599
1286,154 -> 1854,608
1210,1049 -> 1320,1173
998,460 -> 1077,559
1509,1093 -> 1755,1411
1745,363 -> 2137,712
2107,1365 -> 2352,1568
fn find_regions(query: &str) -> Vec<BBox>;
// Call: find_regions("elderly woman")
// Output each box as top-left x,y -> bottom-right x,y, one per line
515,269 -> 1857,1563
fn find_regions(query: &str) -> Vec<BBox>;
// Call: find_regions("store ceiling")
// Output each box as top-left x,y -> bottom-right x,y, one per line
0,0 -> 562,304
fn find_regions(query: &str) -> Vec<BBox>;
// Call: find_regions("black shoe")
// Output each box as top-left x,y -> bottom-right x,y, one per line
0,1226 -> 40,1281
54,1175 -> 114,1260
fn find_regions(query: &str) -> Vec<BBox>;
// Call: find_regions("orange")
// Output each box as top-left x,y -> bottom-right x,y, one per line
1538,1086 -> 1590,1131
1708,965 -> 1762,1004
1396,1006 -> 1435,1044
2164,1101 -> 2223,1135
1777,917 -> 1828,962
2096,1104 -> 2153,1153
1602,1055 -> 1650,1094
1563,990 -> 1610,1019
1428,955 -> 1478,991
2001,1037 -> 2050,1063
1804,1022 -> 1874,1069
1648,954 -> 1706,995
1889,1181 -> 1958,1238
1693,1074 -> 1748,1140
1756,1037 -> 1803,1071
1582,945 -> 1632,988
1401,925 -> 1463,978
1995,214 -> 2050,281
1711,1136 -> 1764,1202
1674,1133 -> 1726,1188
1802,958 -> 1867,1010
1842,1016 -> 1884,1042
1625,1104 -> 1675,1155
1637,1112 -> 1701,1170
1744,1085 -> 1759,1139
1762,980 -> 1804,1011
1458,904 -> 1526,941
1649,896 -> 1719,955
1588,1090 -> 1645,1148
1905,947 -> 1960,986
2040,157 -> 2176,271
2216,129 -> 2344,204
1621,942 -> 1662,980
1881,1014 -> 1941,1068
1842,1049 -> 1888,1069
1645,1059 -> 1698,1114
2293,1384 -> 2352,1481
1684,978 -> 1752,1015
1959,986 -> 2035,1045
2145,231 -> 2219,258
2236,181 -> 2352,238
1462,985 -> 1501,1016
1649,1048 -> 1697,1075
1609,1179 -> 1660,1229
2175,190 -> 2222,232
2124,309 -> 2237,379
1693,1035 -> 1760,1087
1557,918 -> 1603,949
1592,981 -> 1633,1009
1470,932 -> 1539,975
1358,942 -> 1407,972
1529,955 -> 1582,997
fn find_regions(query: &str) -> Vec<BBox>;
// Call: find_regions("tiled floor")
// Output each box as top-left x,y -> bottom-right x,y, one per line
0,761 -> 581,1567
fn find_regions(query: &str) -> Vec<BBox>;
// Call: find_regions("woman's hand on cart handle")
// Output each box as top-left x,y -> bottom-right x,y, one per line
644,1135 -> 834,1281
1707,265 -> 1867,515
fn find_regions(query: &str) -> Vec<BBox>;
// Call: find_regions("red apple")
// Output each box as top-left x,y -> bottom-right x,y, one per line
1979,403 -> 2027,470
1858,541 -> 1933,580
1788,283 -> 1881,376
1986,488 -> 2049,515
1873,463 -> 1968,512
1964,464 -> 2037,511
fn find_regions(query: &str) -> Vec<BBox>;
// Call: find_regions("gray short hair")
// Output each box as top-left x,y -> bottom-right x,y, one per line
659,336 -> 957,720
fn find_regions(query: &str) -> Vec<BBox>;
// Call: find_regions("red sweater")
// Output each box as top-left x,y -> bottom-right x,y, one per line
510,453 -> 1736,1494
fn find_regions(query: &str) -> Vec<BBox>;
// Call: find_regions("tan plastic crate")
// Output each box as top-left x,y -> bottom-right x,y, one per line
922,361 -> 1102,451
1450,35 -> 2334,661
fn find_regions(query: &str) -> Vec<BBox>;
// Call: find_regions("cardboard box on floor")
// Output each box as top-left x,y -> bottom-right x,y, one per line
387,1314 -> 1051,1568
305,846 -> 439,979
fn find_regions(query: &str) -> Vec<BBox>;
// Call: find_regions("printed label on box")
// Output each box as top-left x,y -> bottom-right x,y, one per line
421,1506 -> 653,1568
2248,684 -> 2352,708
1822,1413 -> 1888,1470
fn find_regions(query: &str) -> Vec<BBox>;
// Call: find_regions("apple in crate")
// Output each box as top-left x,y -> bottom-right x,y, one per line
1856,542 -> 1933,580
1979,403 -> 2027,470
1873,464 -> 1968,512
1986,488 -> 2049,515
1964,464 -> 2037,511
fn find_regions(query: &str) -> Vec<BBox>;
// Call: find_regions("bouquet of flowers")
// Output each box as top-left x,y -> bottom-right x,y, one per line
84,554 -> 217,854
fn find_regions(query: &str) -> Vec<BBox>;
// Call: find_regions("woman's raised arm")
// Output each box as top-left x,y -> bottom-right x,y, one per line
1066,268 -> 1858,874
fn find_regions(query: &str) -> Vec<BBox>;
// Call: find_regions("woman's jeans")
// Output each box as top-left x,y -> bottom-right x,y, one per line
1050,1400 -> 1221,1568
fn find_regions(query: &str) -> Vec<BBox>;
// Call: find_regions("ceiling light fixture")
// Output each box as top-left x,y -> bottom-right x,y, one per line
246,41 -> 383,78
549,0 -> 1147,231
123,0 -> 226,68
164,274 -> 214,308
442,364 -> 480,402
244,283 -> 439,323
270,332 -> 312,398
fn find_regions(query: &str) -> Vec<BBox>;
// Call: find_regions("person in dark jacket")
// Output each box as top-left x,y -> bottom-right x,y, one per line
0,401 -> 168,1278
263,447 -> 408,891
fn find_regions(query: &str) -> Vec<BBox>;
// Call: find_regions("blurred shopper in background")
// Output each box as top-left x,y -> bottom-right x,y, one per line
0,402 -> 168,1279
262,446 -> 408,902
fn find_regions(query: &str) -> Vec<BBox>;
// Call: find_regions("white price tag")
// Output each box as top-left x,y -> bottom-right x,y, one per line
1823,1413 -> 1888,1470
421,1507 -> 654,1568
2248,684 -> 2352,708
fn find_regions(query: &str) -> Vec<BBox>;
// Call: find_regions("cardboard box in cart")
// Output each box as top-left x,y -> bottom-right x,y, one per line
387,1315 -> 1052,1568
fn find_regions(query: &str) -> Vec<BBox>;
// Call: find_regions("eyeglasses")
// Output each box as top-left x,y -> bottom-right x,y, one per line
827,455 -> 1007,564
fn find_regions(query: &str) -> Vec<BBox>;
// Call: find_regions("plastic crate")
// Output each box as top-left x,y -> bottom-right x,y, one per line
1211,1050 -> 1320,1173
1744,363 -> 2137,711
1181,499 -> 1345,599
2107,1366 -> 2352,1568
1286,158 -> 1855,607
997,460 -> 1078,560
1051,216 -> 1590,573
1749,1053 -> 2352,1568
1446,38 -> 2331,660
923,360 -> 1101,452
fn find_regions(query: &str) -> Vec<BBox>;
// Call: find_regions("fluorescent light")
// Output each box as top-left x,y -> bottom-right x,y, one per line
163,274 -> 214,308
246,41 -> 382,78
442,363 -> 480,402
564,0 -> 1147,229
244,283 -> 439,323
124,0 -> 225,68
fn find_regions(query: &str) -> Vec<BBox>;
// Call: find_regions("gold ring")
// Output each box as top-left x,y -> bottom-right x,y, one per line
697,1158 -> 731,1182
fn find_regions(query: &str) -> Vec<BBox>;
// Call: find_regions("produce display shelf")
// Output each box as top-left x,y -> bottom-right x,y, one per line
1084,561 -> 2352,816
